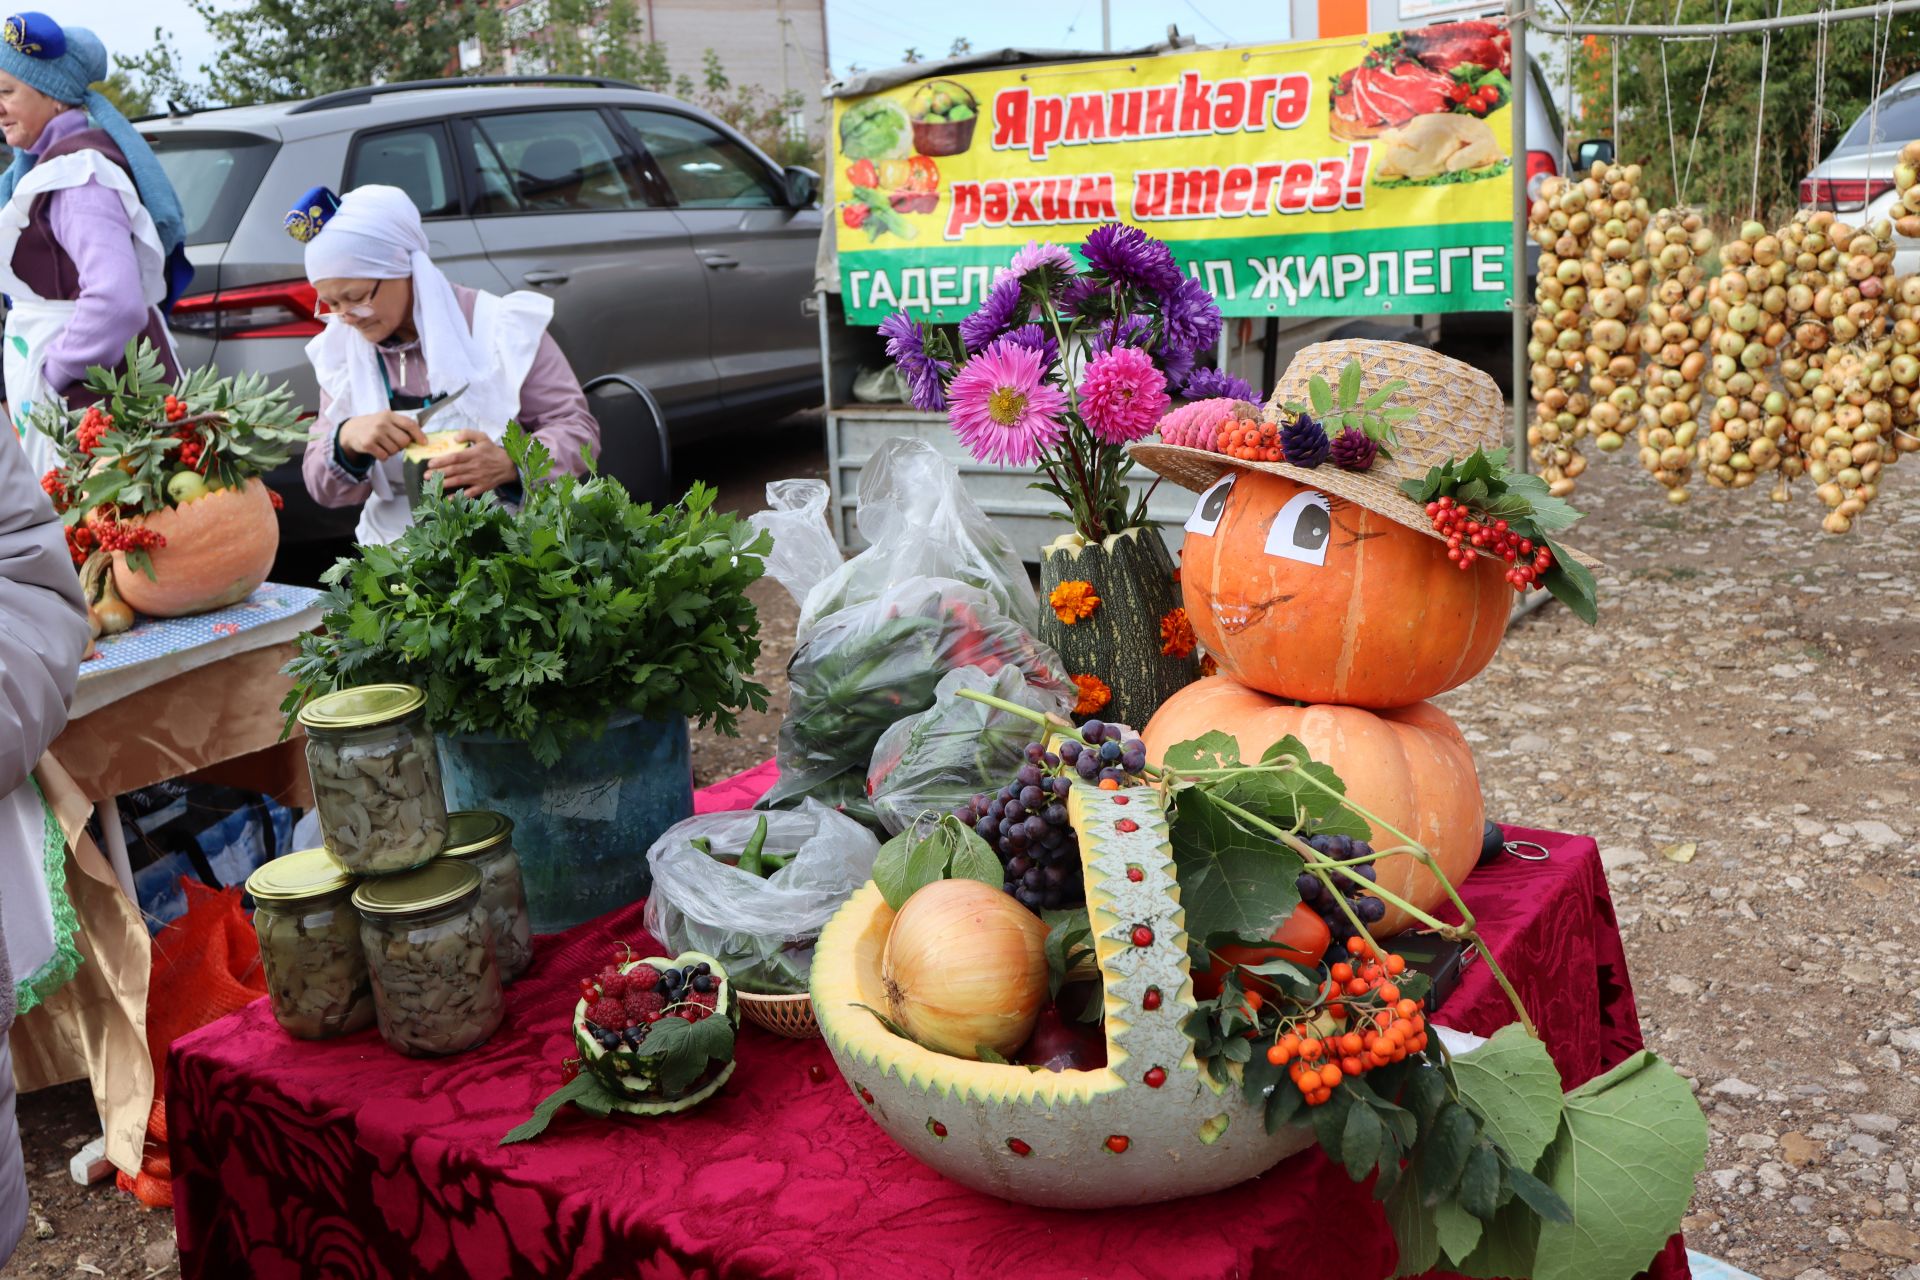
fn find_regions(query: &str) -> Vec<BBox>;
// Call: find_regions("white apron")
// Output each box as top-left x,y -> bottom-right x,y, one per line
0,150 -> 175,478
306,289 -> 554,546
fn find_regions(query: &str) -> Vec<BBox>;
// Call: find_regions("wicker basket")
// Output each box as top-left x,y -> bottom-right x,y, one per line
738,991 -> 819,1038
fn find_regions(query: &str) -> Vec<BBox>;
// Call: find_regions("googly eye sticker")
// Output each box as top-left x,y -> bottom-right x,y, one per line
1264,490 -> 1332,566
1185,474 -> 1235,536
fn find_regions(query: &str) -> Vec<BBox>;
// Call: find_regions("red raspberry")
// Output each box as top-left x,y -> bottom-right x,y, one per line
626,991 -> 665,1019
690,989 -> 718,1009
626,966 -> 661,992
673,1006 -> 701,1021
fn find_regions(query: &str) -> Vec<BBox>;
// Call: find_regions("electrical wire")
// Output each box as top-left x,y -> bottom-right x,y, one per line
1748,0 -> 1780,220
1679,0 -> 1736,206
1183,0 -> 1234,40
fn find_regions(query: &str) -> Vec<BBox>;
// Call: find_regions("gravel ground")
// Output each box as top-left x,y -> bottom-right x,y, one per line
8,413 -> 1917,1278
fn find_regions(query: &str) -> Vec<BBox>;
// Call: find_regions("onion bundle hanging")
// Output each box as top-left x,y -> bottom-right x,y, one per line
1525,174 -> 1593,498
1889,142 -> 1920,453
1582,164 -> 1651,462
1700,222 -> 1790,491
1636,209 -> 1712,503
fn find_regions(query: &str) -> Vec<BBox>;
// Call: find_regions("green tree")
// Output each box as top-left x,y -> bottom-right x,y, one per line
94,67 -> 153,119
114,27 -> 199,111
478,0 -> 665,83
1579,0 -> 1920,224
948,37 -> 973,58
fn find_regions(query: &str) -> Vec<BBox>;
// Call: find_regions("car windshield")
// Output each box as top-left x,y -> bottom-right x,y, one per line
141,131 -> 279,246
1836,86 -> 1920,152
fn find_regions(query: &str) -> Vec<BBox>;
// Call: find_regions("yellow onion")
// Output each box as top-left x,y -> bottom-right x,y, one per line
882,878 -> 1050,1060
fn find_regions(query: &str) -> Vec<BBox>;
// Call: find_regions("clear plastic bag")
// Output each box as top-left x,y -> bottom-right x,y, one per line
795,438 -> 1039,634
761,577 -> 1073,817
867,665 -> 1072,836
747,478 -> 843,610
642,802 -> 881,995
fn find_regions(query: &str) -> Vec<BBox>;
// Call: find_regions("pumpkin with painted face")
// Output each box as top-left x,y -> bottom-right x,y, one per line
1179,467 -> 1510,707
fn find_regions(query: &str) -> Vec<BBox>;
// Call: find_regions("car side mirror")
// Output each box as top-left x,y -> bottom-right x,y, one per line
784,166 -> 820,208
1573,138 -> 1615,172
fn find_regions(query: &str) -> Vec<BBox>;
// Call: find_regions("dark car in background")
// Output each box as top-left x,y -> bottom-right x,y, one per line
136,76 -> 823,545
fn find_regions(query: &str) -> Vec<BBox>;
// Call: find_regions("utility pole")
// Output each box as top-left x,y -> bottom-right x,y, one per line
1102,0 -> 1111,51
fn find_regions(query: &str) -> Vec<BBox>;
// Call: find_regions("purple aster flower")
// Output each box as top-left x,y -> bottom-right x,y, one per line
1156,340 -> 1197,389
947,338 -> 1069,467
1182,366 -> 1257,403
1158,275 -> 1223,361
1078,346 -> 1172,446
1088,313 -> 1154,356
959,275 -> 1027,354
1000,241 -> 1078,284
1058,275 -> 1105,317
879,310 -> 950,412
1080,223 -> 1183,297
999,323 -> 1060,372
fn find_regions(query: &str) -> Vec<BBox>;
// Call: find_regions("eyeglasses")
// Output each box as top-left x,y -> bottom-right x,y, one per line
314,278 -> 384,321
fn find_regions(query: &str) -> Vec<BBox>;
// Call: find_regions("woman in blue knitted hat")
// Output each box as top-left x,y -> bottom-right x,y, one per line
0,12 -> 191,479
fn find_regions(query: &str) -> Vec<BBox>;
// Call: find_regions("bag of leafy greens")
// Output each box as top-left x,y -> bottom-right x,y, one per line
759,578 -> 1072,824
643,802 -> 880,996
866,664 -> 1072,836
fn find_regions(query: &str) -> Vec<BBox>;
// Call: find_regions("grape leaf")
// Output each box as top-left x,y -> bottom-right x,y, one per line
1435,1198 -> 1484,1265
1168,789 -> 1304,945
500,1073 -> 621,1145
1450,1022 -> 1565,1170
1530,1052 -> 1708,1280
1161,731 -> 1242,772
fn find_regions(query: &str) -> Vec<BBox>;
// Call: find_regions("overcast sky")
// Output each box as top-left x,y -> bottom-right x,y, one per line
80,0 -> 1297,96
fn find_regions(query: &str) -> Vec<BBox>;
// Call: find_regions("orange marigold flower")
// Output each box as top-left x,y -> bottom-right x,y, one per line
1049,580 -> 1101,625
1199,653 -> 1219,677
1159,607 -> 1197,658
1071,673 -> 1112,716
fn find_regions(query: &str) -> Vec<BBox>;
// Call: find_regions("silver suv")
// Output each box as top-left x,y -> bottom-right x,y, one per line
137,76 -> 823,542
1798,69 -> 1920,278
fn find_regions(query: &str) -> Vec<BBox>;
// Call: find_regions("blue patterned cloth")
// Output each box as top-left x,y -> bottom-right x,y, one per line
78,585 -> 323,679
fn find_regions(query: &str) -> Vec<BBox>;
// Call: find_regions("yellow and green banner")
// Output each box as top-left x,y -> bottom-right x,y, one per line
832,24 -> 1519,323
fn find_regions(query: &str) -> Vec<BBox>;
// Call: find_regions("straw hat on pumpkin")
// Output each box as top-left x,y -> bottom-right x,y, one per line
1131,339 -> 1600,568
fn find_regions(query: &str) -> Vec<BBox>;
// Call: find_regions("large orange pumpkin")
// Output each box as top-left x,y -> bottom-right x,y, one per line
112,478 -> 279,617
1142,677 -> 1482,936
1180,468 -> 1509,706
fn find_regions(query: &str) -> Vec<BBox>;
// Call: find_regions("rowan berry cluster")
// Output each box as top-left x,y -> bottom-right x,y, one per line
1266,946 -> 1430,1107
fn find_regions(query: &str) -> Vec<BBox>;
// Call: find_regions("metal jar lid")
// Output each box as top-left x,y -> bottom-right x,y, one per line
440,810 -> 514,860
352,860 -> 480,916
246,848 -> 354,904
297,684 -> 427,732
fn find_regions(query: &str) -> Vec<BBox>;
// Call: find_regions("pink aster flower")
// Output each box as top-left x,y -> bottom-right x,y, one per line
1078,346 -> 1171,445
947,339 -> 1069,467
998,241 -> 1078,285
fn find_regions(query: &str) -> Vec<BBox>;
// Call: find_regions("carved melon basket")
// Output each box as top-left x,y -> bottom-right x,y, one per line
811,781 -> 1312,1208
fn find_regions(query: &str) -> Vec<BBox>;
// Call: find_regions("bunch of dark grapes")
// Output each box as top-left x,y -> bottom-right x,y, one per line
1295,833 -> 1387,944
950,719 -> 1150,914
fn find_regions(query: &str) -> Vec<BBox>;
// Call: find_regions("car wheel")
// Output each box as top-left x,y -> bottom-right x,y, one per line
582,375 -> 672,505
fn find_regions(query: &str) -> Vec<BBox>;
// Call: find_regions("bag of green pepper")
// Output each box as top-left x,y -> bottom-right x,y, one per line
643,803 -> 881,995
759,577 -> 1072,822
867,664 -> 1072,836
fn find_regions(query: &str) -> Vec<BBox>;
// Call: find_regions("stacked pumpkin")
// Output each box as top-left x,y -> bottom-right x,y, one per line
1136,341 -> 1511,934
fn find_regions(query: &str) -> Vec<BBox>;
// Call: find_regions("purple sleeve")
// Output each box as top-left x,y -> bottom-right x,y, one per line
301,383 -> 374,508
519,331 -> 600,476
39,180 -> 150,393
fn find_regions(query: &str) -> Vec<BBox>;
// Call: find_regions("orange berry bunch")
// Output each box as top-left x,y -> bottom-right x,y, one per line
1216,417 -> 1284,463
1266,946 -> 1429,1106
163,394 -> 188,423
75,406 -> 113,455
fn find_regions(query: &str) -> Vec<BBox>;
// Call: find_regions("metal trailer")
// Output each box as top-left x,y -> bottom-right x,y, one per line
810,36 -> 1439,559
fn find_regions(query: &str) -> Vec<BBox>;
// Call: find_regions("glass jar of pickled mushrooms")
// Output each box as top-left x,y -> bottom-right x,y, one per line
440,810 -> 533,984
247,848 -> 376,1040
299,684 -> 448,875
353,861 -> 504,1057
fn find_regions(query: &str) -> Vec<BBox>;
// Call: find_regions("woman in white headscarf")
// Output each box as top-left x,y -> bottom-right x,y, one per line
291,184 -> 599,545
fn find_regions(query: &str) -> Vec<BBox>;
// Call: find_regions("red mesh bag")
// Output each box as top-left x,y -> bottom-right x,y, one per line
120,879 -> 267,1208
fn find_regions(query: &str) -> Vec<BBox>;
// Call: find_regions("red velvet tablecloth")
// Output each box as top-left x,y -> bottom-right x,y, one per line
168,762 -> 1686,1280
